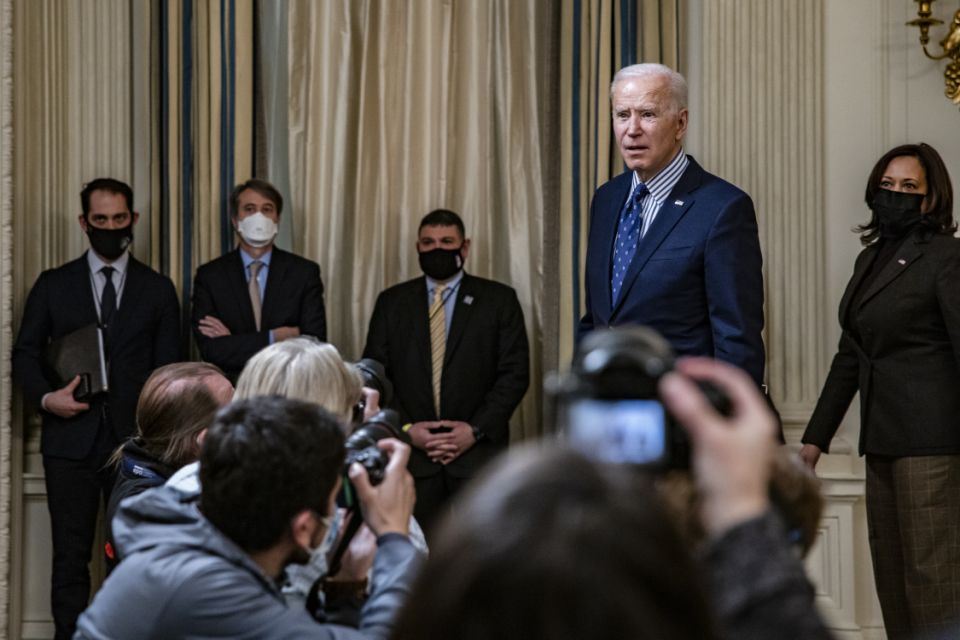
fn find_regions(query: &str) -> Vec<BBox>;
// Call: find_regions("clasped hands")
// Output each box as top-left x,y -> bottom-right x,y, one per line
406,420 -> 476,465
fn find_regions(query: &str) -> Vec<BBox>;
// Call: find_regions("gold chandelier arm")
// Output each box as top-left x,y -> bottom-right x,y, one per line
922,45 -> 950,61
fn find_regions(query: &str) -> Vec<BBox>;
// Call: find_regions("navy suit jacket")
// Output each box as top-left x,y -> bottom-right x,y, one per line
192,247 -> 326,379
12,254 -> 181,460
363,273 -> 529,478
578,157 -> 765,384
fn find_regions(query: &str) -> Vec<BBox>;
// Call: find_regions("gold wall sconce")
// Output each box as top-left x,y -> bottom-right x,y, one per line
907,0 -> 960,106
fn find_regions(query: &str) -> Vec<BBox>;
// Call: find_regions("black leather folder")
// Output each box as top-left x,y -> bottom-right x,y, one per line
43,323 -> 108,401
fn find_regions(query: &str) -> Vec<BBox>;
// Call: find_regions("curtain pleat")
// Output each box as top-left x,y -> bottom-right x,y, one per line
154,0 -> 256,355
288,0 -> 555,440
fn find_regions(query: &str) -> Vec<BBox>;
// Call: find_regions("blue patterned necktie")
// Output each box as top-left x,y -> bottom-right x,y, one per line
610,183 -> 649,304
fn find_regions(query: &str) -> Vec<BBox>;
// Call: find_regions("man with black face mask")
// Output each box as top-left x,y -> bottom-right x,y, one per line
12,177 -> 180,639
363,209 -> 529,539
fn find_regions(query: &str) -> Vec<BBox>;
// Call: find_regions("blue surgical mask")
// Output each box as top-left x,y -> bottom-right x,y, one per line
303,509 -> 342,573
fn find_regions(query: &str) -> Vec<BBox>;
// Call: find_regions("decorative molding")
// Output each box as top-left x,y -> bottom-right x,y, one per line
700,0 -> 826,432
806,498 -> 861,631
0,0 -> 13,635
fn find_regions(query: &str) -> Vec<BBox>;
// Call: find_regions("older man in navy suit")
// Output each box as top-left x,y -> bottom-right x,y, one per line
578,63 -> 765,385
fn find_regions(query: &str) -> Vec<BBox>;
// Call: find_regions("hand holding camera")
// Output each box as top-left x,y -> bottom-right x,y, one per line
348,438 -> 416,537
659,357 -> 776,536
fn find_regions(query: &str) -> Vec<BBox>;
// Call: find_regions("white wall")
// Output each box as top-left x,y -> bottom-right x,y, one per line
686,0 -> 960,638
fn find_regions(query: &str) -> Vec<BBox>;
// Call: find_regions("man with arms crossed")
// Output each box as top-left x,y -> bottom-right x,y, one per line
193,178 -> 327,380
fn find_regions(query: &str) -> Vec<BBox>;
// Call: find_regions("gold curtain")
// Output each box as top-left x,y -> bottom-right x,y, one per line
9,0 -> 135,633
288,0 -> 558,440
152,0 -> 255,318
557,0 -> 681,365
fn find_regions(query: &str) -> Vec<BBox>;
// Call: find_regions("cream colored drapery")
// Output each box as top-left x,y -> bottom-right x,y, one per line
288,0 -> 559,439
557,0 -> 681,366
9,1 -> 136,634
153,0 -> 256,333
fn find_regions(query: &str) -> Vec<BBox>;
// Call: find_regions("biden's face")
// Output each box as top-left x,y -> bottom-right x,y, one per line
611,75 -> 687,182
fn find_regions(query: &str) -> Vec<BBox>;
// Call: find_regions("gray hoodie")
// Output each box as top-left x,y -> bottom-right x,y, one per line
74,486 -> 422,639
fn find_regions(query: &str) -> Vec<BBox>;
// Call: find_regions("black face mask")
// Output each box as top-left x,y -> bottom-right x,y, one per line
871,189 -> 924,239
419,247 -> 463,281
87,224 -> 134,261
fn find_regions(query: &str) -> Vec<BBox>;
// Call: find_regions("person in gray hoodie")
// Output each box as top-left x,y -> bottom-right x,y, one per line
74,396 -> 422,640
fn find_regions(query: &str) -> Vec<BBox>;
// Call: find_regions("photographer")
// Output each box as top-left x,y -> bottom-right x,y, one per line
660,358 -> 830,640
391,355 -> 831,640
75,397 -> 422,639
104,362 -> 233,569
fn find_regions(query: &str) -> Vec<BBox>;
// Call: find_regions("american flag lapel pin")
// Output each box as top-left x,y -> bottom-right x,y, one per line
674,200 -> 684,206
464,295 -> 474,305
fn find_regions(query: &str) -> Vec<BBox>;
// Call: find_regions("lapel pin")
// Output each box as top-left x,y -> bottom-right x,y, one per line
674,200 -> 684,206
897,258 -> 906,265
464,295 -> 474,305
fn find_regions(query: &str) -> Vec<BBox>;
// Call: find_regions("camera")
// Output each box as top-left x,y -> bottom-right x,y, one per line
547,326 -> 730,469
343,408 -> 407,487
329,408 -> 408,577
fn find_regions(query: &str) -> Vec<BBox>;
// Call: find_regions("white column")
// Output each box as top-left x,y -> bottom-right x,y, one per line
700,0 -> 827,440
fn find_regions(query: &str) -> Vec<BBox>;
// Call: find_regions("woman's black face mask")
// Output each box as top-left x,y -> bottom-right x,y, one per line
871,189 -> 925,239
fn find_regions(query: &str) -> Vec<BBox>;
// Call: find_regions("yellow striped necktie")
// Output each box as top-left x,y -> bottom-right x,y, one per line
429,284 -> 447,416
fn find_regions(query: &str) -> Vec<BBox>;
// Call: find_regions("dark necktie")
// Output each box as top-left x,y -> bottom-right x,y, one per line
610,183 -> 649,304
100,266 -> 117,329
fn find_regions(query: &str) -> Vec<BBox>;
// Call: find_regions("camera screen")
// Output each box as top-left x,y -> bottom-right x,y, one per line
566,399 -> 667,465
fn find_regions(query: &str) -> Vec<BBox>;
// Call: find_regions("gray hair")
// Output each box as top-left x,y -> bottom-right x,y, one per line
610,63 -> 688,111
234,337 -> 363,427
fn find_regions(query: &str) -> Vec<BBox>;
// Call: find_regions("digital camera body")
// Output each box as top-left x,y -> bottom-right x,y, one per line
550,326 -> 729,470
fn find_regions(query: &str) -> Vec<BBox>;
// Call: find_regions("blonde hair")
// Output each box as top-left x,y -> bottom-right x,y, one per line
234,337 -> 363,425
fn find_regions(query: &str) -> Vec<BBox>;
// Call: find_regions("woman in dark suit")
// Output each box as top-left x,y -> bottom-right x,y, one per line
799,143 -> 960,638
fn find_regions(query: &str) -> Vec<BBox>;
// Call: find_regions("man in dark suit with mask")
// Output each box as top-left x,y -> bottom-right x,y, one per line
363,209 -> 530,538
191,179 -> 327,380
12,177 -> 180,639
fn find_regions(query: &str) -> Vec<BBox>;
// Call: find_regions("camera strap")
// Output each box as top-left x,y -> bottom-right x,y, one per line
326,508 -> 364,578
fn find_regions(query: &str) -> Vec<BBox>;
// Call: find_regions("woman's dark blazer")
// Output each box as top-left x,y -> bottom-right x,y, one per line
802,230 -> 960,457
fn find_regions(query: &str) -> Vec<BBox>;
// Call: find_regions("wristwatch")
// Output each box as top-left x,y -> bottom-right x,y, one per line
471,424 -> 484,442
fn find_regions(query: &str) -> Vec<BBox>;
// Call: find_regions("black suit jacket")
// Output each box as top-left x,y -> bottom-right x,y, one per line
12,254 -> 181,460
191,247 -> 326,378
363,273 -> 530,478
803,231 -> 960,456
578,158 -> 766,385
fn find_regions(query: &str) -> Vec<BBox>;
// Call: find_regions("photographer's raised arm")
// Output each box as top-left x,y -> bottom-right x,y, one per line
659,358 -> 833,640
659,358 -> 773,535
